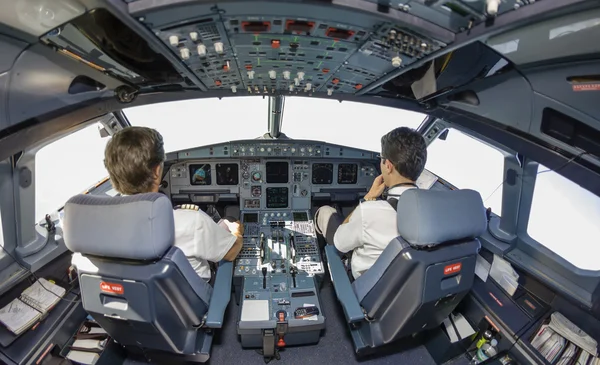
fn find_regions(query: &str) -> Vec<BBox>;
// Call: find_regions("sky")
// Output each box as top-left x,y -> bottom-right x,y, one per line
32,96 -> 600,271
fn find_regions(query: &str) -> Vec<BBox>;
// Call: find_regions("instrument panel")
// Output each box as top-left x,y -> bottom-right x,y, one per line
167,140 -> 379,209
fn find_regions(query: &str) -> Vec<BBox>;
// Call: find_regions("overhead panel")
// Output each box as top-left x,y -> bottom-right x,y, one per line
151,11 -> 447,96
359,0 -> 535,32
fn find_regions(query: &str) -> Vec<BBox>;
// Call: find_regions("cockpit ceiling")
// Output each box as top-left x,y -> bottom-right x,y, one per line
35,0 -> 540,99
486,7 -> 600,66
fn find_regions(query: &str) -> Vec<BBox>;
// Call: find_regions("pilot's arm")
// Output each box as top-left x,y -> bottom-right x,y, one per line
188,211 -> 243,262
332,205 -> 364,253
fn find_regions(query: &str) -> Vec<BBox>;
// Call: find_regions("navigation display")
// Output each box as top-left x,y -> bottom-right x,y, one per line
312,163 -> 333,184
189,164 -> 211,185
216,163 -> 239,185
266,187 -> 288,208
266,162 -> 288,183
338,163 -> 358,184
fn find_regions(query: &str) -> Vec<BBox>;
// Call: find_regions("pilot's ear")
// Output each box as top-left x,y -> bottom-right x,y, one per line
384,159 -> 394,174
152,164 -> 162,179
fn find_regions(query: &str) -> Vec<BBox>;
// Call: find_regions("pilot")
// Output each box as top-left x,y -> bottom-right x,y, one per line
314,127 -> 427,279
103,126 -> 243,281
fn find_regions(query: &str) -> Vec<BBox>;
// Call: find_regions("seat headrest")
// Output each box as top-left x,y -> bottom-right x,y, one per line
63,193 -> 175,260
396,189 -> 486,247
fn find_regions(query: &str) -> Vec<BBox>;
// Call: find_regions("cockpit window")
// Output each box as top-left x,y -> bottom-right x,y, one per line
425,129 -> 505,216
281,98 -> 425,151
124,97 -> 426,153
35,123 -> 109,221
527,165 -> 600,271
124,98 -> 268,152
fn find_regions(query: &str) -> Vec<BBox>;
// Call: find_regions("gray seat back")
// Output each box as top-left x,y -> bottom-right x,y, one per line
64,193 -> 212,355
352,189 -> 486,346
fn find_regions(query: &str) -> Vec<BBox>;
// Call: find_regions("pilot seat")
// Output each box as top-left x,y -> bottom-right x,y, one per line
325,189 -> 487,355
62,193 -> 232,363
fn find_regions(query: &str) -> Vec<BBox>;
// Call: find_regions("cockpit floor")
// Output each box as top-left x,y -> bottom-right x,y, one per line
124,275 -> 469,365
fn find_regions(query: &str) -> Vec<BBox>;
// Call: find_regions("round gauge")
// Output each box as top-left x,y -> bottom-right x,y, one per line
242,171 -> 250,179
252,171 -> 262,181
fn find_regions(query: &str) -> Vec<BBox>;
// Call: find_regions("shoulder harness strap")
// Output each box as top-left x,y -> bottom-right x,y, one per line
386,198 -> 398,211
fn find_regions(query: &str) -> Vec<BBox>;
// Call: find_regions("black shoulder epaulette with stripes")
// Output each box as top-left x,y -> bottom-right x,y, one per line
173,204 -> 200,211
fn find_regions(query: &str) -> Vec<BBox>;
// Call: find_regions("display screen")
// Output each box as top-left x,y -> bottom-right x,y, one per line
216,163 -> 239,185
338,163 -> 358,184
266,162 -> 289,183
312,163 -> 333,184
266,187 -> 289,208
293,212 -> 308,221
243,213 -> 258,223
189,164 -> 211,185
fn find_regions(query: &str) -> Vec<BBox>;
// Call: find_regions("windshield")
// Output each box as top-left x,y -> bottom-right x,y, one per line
123,97 -> 426,152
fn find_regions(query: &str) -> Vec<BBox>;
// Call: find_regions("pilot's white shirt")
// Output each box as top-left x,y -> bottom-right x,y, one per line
173,207 -> 236,280
333,186 -> 416,279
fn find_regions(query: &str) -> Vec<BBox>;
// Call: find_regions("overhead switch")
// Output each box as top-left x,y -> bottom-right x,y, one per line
297,71 -> 305,81
327,88 -> 333,96
392,56 -> 402,67
283,70 -> 291,80
214,41 -> 224,53
269,70 -> 277,79
180,47 -> 190,60
189,32 -> 198,41
248,70 -> 255,79
486,0 -> 500,15
197,44 -> 207,57
168,35 -> 179,46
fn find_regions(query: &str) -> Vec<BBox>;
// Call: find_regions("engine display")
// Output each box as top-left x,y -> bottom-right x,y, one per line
312,163 -> 333,184
266,187 -> 289,208
216,163 -> 239,185
338,163 -> 358,184
190,164 -> 211,185
266,162 -> 289,183
243,212 -> 258,223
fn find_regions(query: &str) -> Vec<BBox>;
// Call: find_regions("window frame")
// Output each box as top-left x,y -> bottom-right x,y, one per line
427,123 -> 516,219
422,122 -> 528,257
423,117 -> 600,311
506,158 -> 600,307
516,159 -> 600,273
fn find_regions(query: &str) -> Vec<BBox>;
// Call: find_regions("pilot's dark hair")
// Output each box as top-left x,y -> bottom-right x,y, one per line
381,127 -> 427,181
104,126 -> 165,195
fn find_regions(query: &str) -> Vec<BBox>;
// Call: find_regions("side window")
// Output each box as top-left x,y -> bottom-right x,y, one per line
527,165 -> 600,270
425,129 -> 505,215
35,123 -> 110,221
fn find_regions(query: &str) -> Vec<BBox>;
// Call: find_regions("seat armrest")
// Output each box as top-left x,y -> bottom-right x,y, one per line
325,246 -> 364,323
205,260 -> 233,328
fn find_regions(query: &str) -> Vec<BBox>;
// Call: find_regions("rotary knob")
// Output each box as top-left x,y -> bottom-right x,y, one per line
252,171 -> 262,181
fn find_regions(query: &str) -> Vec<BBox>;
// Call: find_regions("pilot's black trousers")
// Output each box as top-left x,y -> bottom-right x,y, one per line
314,205 -> 344,247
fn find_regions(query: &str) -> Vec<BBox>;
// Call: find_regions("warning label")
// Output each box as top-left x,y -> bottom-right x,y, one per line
572,83 -> 600,92
443,262 -> 462,275
100,282 -> 124,294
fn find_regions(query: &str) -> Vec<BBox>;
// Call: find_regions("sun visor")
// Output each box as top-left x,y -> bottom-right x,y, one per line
40,8 -> 183,86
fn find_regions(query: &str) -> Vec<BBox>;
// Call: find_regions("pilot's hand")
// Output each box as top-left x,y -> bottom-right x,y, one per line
365,175 -> 385,200
224,220 -> 244,236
